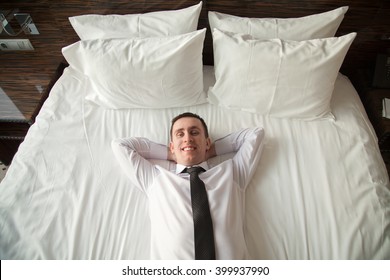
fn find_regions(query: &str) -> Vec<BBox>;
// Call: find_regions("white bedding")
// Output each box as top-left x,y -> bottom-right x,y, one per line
0,66 -> 389,259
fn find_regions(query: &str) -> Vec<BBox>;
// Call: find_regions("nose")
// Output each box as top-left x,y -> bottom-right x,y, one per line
183,132 -> 193,142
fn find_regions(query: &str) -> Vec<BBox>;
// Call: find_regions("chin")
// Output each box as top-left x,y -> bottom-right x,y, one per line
177,153 -> 205,166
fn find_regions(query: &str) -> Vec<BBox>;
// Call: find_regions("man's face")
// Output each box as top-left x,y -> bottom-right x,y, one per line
170,117 -> 211,166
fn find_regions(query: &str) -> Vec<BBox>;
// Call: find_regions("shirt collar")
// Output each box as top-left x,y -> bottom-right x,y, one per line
175,161 -> 209,174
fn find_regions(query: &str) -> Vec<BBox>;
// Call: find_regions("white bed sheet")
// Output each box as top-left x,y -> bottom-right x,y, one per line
0,66 -> 389,259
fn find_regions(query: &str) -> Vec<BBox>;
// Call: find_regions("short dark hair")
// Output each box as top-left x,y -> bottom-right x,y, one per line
170,112 -> 209,138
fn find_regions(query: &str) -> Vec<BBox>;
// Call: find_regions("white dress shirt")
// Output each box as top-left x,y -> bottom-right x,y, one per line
111,128 -> 265,259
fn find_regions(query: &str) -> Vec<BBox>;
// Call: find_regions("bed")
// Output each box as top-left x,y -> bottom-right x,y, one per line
0,0 -> 389,260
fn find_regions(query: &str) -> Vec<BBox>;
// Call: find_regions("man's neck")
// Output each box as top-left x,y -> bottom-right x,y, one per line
175,161 -> 209,174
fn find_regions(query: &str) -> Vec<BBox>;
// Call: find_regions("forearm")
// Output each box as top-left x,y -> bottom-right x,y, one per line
112,137 -> 168,160
228,127 -> 265,189
111,137 -> 164,192
214,128 -> 264,156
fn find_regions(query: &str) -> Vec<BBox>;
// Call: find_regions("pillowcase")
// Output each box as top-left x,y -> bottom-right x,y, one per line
209,6 -> 348,40
62,29 -> 207,109
69,2 -> 202,40
208,29 -> 356,120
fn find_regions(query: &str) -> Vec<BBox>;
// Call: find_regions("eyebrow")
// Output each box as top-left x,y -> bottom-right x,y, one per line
174,126 -> 201,134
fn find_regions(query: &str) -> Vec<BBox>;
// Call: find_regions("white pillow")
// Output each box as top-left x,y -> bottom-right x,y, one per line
208,29 -> 356,120
62,29 -> 207,109
209,6 -> 348,40
69,2 -> 202,40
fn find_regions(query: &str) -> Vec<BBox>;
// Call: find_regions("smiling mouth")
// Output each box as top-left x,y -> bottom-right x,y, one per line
182,146 -> 196,151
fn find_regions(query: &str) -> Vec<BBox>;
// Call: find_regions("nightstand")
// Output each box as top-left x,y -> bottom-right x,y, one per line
361,87 -> 390,174
355,68 -> 390,171
0,62 -> 67,166
0,117 -> 31,166
365,89 -> 390,152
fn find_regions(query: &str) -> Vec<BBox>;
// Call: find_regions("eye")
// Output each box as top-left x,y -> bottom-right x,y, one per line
176,131 -> 184,137
191,130 -> 200,136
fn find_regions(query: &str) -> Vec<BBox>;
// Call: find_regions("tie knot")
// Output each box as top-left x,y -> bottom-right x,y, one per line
185,166 -> 205,175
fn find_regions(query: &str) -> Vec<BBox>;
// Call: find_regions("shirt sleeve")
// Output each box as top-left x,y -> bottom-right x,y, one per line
111,137 -> 168,193
214,128 -> 265,189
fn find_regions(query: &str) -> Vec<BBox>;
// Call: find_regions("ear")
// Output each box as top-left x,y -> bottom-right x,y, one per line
206,137 -> 211,151
169,141 -> 175,154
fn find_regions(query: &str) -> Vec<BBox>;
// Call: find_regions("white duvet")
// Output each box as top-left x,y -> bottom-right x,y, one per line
0,66 -> 389,259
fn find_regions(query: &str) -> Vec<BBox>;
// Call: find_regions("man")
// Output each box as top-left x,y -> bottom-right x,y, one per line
111,112 -> 264,259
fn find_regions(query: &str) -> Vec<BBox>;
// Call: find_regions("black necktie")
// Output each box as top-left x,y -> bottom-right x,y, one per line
185,166 -> 216,260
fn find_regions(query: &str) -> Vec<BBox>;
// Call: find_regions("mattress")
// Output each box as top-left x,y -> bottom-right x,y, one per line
0,65 -> 389,259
